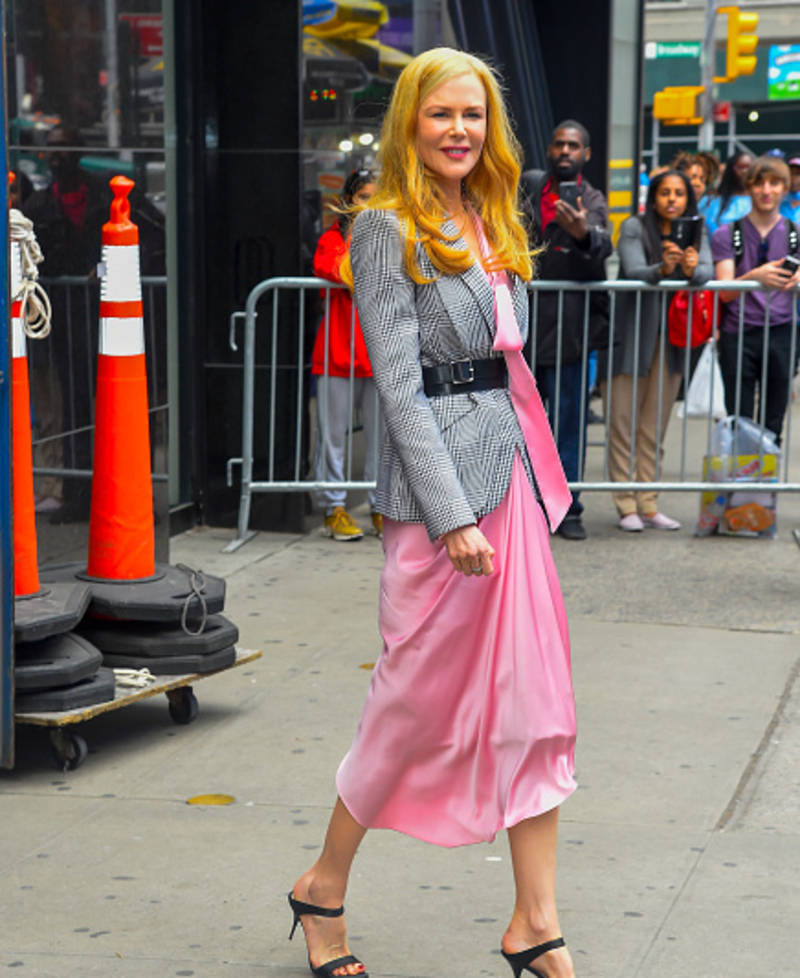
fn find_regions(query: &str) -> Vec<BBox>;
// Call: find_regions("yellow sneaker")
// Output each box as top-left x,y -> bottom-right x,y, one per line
323,507 -> 364,541
371,512 -> 383,537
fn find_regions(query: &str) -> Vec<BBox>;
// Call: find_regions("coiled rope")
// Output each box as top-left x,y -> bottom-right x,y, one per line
9,208 -> 52,339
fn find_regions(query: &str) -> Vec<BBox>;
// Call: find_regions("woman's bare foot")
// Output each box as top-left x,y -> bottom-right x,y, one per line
291,869 -> 366,977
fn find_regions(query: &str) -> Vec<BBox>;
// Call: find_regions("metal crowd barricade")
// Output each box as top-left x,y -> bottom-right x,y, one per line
30,275 -> 169,488
225,275 -> 800,551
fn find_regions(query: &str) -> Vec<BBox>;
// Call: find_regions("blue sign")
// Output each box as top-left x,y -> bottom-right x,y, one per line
768,44 -> 800,101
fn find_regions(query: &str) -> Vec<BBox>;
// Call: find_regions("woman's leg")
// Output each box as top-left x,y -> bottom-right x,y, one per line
315,375 -> 351,513
634,356 -> 682,516
502,809 -> 576,978
292,797 -> 368,976
602,373 -> 638,517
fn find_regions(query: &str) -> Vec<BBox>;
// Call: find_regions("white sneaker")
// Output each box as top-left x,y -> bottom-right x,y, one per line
641,512 -> 681,531
618,513 -> 644,532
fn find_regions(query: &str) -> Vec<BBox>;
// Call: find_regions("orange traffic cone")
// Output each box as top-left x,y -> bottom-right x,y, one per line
10,232 -> 41,597
86,176 -> 155,581
40,176 -> 225,624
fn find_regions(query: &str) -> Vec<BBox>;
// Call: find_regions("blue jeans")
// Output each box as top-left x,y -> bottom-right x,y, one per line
534,361 -> 586,517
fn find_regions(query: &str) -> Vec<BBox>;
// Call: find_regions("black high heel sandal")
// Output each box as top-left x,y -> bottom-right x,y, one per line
288,893 -> 369,978
501,937 -> 566,978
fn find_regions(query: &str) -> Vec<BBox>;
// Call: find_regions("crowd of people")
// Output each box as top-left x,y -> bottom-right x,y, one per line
311,140 -> 800,543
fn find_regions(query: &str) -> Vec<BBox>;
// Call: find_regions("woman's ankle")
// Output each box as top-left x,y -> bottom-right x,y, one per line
294,866 -> 347,909
502,909 -> 561,952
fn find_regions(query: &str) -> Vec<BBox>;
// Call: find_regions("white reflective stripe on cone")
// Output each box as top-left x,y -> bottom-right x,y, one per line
99,317 -> 146,357
11,309 -> 26,360
10,242 -> 22,299
101,245 -> 143,302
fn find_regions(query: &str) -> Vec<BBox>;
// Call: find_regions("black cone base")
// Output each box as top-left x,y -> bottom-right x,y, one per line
15,633 -> 104,691
78,614 -> 239,657
39,562 -> 226,623
14,582 -> 92,644
101,645 -> 237,675
16,667 -> 116,714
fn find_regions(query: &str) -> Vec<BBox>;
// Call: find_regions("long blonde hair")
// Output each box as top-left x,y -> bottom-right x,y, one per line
342,47 -> 534,285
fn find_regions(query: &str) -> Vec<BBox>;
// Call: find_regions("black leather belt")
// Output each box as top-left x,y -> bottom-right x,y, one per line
422,357 -> 508,397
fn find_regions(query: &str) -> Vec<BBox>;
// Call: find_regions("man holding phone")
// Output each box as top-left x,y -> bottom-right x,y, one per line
521,120 -> 612,540
713,155 -> 800,443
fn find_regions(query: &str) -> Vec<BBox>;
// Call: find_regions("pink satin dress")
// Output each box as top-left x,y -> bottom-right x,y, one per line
336,219 -> 577,847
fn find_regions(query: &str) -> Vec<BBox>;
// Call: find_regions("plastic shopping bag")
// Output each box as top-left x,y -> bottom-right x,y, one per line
678,341 -> 726,420
696,416 -> 781,537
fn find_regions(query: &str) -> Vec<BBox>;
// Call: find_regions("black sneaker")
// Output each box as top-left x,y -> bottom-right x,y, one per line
556,516 -> 587,541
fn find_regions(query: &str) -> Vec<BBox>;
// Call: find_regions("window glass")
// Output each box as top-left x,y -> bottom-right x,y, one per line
301,1 -> 428,244
6,0 -> 168,560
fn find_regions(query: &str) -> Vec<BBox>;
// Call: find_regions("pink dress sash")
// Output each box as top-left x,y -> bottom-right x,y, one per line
472,215 -> 572,532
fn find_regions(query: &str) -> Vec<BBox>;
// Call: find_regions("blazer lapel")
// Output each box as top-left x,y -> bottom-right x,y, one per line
436,217 -> 496,336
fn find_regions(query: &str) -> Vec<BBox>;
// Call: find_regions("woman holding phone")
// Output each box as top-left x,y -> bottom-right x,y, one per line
598,169 -> 712,532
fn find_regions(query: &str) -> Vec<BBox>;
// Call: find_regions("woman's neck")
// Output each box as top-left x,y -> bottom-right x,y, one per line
438,180 -> 465,219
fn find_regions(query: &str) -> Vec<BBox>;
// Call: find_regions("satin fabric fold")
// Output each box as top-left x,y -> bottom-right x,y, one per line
473,216 -> 572,532
336,456 -> 577,846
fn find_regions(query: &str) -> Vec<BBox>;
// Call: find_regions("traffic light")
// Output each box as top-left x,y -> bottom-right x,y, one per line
653,86 -> 705,125
716,6 -> 759,82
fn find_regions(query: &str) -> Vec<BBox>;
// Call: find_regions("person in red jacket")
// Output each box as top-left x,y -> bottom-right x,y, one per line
312,168 -> 380,540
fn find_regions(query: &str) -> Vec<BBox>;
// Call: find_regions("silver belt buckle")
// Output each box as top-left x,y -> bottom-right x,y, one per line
450,359 -> 474,385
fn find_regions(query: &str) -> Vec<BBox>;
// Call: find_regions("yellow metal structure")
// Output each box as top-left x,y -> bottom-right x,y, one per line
715,6 -> 759,82
653,86 -> 705,125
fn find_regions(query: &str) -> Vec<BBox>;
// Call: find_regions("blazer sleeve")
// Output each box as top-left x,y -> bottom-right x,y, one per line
617,216 -> 663,284
350,208 -> 477,541
690,226 -> 714,285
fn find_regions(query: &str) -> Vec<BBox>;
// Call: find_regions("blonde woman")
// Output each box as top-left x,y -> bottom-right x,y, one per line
288,48 -> 578,978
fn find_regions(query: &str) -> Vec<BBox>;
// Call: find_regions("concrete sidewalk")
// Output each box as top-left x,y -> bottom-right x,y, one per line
2,466 -> 800,976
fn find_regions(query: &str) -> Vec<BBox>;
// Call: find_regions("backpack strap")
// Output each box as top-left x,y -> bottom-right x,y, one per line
787,219 -> 799,256
731,219 -> 744,271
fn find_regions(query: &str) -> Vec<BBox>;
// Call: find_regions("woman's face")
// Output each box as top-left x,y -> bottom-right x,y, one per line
687,164 -> 706,199
654,175 -> 688,224
416,73 -> 487,196
732,154 -> 753,188
352,182 -> 376,206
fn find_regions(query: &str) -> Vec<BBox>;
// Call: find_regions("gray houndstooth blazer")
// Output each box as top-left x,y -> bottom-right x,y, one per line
351,207 -> 533,542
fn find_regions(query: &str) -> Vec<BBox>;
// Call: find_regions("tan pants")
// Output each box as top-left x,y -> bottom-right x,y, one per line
601,356 -> 682,517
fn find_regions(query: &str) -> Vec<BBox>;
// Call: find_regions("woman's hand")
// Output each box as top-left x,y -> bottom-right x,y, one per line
441,524 -> 495,577
660,240 -> 683,276
680,245 -> 699,277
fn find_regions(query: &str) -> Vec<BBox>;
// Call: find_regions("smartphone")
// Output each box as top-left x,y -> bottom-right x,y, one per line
670,215 -> 702,249
780,254 -> 800,274
558,181 -> 580,209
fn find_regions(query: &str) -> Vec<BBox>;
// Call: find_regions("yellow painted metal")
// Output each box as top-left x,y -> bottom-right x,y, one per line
608,191 -> 633,208
715,6 -> 759,83
653,86 -> 705,125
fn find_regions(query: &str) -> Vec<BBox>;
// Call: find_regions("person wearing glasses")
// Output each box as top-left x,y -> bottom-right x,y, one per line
712,155 -> 800,443
312,167 -> 381,540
